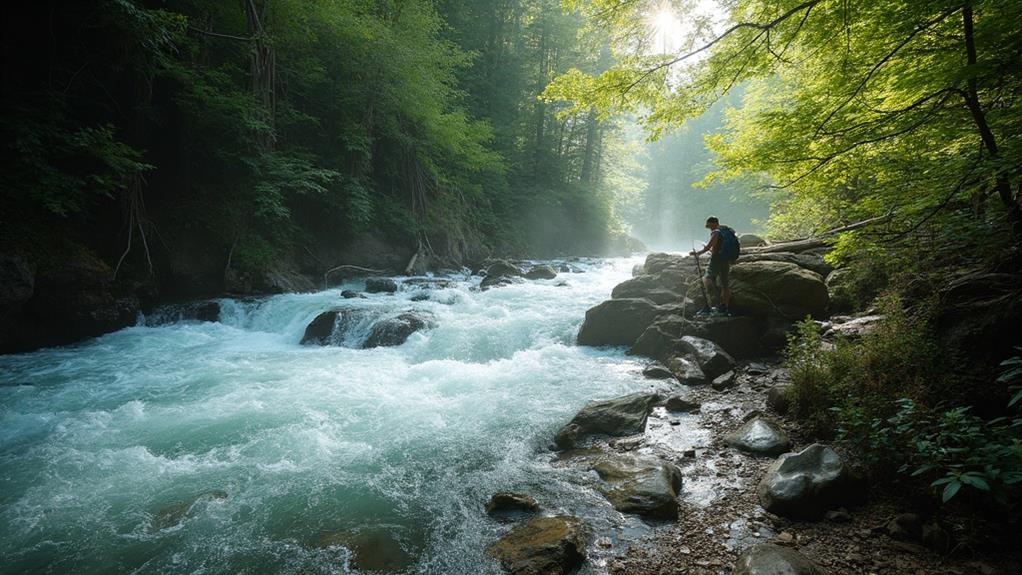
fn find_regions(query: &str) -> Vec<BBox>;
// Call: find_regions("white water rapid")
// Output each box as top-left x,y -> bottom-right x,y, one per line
0,257 -> 683,574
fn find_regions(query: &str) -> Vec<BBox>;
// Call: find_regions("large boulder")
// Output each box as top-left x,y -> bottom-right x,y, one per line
825,268 -> 856,313
611,270 -> 693,305
524,265 -> 558,280
677,335 -> 736,380
734,543 -> 827,575
365,277 -> 398,294
725,417 -> 791,456
643,252 -> 700,275
301,310 -> 343,345
739,234 -> 768,248
688,261 -> 829,319
757,444 -> 864,520
630,314 -> 764,359
577,298 -> 662,347
737,252 -> 833,278
486,260 -> 524,278
486,492 -> 541,520
363,312 -> 435,348
487,515 -> 586,575
554,392 -> 659,450
591,455 -> 683,519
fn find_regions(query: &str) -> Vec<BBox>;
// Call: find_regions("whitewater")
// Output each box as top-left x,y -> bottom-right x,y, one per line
0,257 -> 678,574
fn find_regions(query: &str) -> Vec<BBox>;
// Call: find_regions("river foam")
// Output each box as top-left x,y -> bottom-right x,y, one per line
0,257 -> 661,574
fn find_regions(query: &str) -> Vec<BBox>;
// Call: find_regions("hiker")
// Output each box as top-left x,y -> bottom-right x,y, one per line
689,216 -> 740,316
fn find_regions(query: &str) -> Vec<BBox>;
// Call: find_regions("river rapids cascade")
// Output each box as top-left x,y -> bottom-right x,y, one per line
0,257 -> 709,575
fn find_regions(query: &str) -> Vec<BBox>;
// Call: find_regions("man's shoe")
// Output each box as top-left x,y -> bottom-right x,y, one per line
695,307 -> 714,316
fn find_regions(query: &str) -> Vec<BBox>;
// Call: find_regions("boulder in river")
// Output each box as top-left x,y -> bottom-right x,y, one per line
150,489 -> 228,530
554,392 -> 659,450
686,261 -> 829,319
486,492 -> 541,519
591,454 -> 683,519
610,271 -> 690,305
341,290 -> 365,299
301,310 -> 343,345
577,298 -> 663,347
734,543 -> 827,575
725,416 -> 791,456
487,515 -> 586,575
524,265 -> 558,280
758,444 -> 865,520
641,362 -> 675,380
677,335 -> 735,380
365,277 -> 398,294
363,312 -> 435,348
486,260 -> 524,278
319,528 -> 415,573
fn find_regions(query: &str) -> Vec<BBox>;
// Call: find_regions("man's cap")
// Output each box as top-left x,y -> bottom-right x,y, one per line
706,216 -> 719,224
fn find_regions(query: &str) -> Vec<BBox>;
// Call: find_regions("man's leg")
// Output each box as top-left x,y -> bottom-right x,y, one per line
719,262 -> 731,308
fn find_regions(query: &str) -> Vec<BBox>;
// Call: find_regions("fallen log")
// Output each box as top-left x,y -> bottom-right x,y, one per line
745,214 -> 891,254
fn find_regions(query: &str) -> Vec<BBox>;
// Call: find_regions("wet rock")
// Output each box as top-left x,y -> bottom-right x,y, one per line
611,273 -> 688,305
734,543 -> 827,575
486,492 -> 541,520
487,260 -> 524,278
711,370 -> 737,390
365,277 -> 398,293
577,298 -> 662,347
642,362 -> 674,379
630,314 -> 764,359
341,290 -> 364,299
524,265 -> 558,280
150,489 -> 228,530
554,392 -> 659,450
481,274 -> 523,290
725,417 -> 791,456
631,263 -> 645,277
320,528 -> 415,573
301,310 -> 342,345
766,383 -> 793,415
143,300 -> 221,325
487,515 -> 586,575
758,444 -> 864,520
591,454 -> 683,519
663,395 -> 701,413
826,314 -> 884,340
363,312 -> 435,348
677,336 -> 736,380
664,355 -> 706,386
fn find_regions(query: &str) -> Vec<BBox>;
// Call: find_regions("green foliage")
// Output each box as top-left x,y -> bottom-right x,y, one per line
785,304 -> 1022,508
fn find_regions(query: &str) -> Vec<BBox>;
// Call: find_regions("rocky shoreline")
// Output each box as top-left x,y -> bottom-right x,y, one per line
483,252 -> 1021,575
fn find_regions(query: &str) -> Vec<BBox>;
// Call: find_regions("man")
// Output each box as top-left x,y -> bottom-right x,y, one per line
689,216 -> 734,316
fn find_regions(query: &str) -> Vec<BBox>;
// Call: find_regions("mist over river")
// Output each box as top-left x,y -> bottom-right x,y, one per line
0,257 -> 677,574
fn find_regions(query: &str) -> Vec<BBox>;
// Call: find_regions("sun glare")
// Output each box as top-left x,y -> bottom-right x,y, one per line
649,5 -> 685,54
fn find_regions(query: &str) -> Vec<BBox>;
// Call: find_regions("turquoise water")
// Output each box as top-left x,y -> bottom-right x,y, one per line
0,258 -> 658,574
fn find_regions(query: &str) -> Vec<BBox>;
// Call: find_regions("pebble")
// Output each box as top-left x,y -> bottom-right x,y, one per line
776,531 -> 794,544
596,536 -> 613,548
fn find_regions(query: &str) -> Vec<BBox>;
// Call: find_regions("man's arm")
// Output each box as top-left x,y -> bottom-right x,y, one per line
690,232 -> 719,256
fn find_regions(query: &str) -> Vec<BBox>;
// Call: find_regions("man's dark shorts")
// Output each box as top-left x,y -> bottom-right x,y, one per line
706,255 -> 730,288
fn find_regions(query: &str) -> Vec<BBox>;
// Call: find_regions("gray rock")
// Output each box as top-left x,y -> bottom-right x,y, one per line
642,362 -> 674,379
480,274 -> 522,290
486,492 -> 540,519
524,265 -> 558,280
725,417 -> 791,456
487,515 -> 586,575
341,290 -> 364,299
678,335 -> 736,380
734,543 -> 827,575
630,314 -> 764,359
739,233 -> 768,248
663,396 -> 701,412
486,261 -> 524,278
365,277 -> 398,293
686,260 -> 829,319
826,314 -> 883,340
554,392 -> 659,450
611,273 -> 689,305
711,370 -> 737,390
767,383 -> 793,415
664,355 -> 706,386
737,252 -> 833,278
301,310 -> 342,345
363,312 -> 435,348
592,455 -> 683,519
577,298 -> 663,347
758,444 -> 864,520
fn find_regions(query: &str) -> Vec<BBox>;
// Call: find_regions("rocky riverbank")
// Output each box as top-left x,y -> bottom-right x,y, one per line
484,252 -> 1022,575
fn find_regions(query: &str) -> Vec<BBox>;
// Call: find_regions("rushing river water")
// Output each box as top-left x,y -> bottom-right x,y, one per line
0,257 -> 688,575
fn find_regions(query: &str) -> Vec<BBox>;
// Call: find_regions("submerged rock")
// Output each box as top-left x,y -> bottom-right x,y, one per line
320,528 -> 415,573
301,310 -> 342,345
734,543 -> 827,575
486,492 -> 541,520
150,489 -> 228,530
725,417 -> 791,456
487,515 -> 586,575
591,454 -> 683,519
758,444 -> 864,520
363,312 -> 435,348
554,392 -> 659,450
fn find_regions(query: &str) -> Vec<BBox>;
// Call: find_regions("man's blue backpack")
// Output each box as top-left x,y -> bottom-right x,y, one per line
719,226 -> 741,262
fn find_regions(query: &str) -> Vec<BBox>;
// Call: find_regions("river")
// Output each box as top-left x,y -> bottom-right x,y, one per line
0,257 -> 686,574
